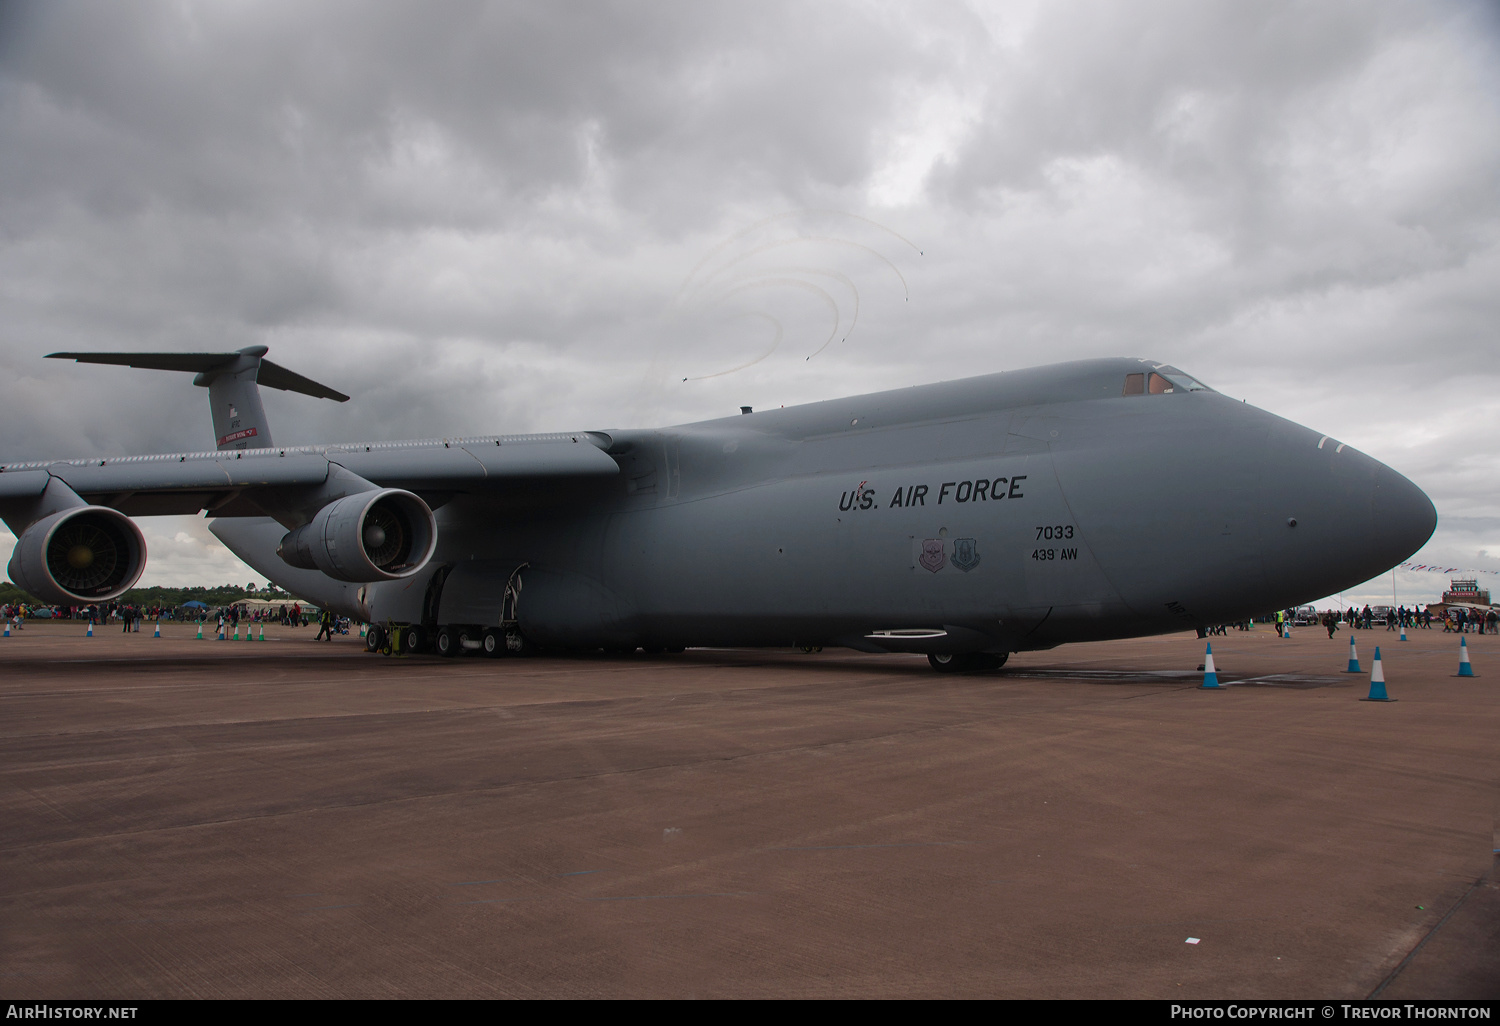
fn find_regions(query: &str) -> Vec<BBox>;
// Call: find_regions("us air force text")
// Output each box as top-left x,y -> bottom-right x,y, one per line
839,475 -> 1027,511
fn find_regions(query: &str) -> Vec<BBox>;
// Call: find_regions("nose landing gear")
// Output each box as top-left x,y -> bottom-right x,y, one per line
927,652 -> 1009,673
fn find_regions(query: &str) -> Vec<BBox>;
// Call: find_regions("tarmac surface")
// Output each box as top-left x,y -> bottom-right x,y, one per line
1,620 -> 1496,999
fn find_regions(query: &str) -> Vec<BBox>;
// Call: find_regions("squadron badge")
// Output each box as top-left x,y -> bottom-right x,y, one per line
952,537 -> 981,573
919,538 -> 946,573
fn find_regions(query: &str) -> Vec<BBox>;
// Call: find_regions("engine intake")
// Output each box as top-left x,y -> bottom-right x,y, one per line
7,506 -> 147,605
278,489 -> 437,582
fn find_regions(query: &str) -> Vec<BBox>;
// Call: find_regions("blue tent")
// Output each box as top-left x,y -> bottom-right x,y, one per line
181,600 -> 209,609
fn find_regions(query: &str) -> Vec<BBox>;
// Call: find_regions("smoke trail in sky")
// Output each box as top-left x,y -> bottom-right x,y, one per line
664,210 -> 920,383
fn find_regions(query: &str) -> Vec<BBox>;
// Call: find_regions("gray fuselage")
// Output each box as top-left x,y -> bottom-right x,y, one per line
271,358 -> 1434,654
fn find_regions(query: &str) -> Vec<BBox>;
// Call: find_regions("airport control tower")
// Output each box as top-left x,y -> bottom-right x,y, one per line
1442,578 -> 1490,605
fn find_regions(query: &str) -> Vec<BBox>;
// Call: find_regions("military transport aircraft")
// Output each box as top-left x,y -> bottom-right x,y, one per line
0,349 -> 1436,670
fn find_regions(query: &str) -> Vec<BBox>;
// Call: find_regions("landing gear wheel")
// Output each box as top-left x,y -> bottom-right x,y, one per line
928,652 -> 1009,673
365,626 -> 385,653
403,627 -> 426,655
435,627 -> 458,658
482,628 -> 504,658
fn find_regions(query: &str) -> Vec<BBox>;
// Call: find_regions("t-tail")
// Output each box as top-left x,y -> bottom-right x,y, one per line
46,346 -> 349,451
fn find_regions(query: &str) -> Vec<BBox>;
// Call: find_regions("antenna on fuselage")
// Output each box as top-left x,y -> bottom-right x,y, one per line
46,346 -> 349,451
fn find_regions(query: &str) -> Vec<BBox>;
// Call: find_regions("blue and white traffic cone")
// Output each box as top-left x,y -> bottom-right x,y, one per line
359,623 -> 367,638
1457,636 -> 1475,677
1361,647 -> 1394,702
1199,642 -> 1223,689
1346,634 -> 1361,673
217,625 -> 225,641
153,620 -> 161,638
3,621 -> 9,637
85,621 -> 93,637
1399,623 -> 1408,642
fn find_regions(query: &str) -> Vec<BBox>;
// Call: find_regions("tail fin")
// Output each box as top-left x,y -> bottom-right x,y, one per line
46,346 -> 349,451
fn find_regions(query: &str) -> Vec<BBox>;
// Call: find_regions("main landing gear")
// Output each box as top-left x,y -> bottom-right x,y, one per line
365,621 -> 535,658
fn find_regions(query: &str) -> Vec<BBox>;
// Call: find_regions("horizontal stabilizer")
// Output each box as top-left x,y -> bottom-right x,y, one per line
254,359 -> 350,402
48,350 -> 253,373
46,348 -> 349,402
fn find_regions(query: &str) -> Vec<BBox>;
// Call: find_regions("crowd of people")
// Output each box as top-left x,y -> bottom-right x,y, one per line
1291,604 -> 1497,637
2,599 -> 358,636
1206,603 -> 1496,638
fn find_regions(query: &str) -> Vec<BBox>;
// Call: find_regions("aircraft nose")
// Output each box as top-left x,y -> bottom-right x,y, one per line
1259,425 -> 1436,602
1370,460 -> 1438,571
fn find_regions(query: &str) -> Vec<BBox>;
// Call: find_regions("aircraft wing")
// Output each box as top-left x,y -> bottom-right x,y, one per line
0,433 -> 618,519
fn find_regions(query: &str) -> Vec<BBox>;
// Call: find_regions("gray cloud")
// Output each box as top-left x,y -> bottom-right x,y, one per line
1,0 -> 1497,600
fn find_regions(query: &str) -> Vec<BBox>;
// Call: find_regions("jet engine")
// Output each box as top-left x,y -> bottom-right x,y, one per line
7,506 -> 147,605
278,488 -> 437,582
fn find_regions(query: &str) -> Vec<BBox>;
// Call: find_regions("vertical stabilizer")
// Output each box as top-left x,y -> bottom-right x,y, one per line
46,346 -> 350,451
197,346 -> 274,449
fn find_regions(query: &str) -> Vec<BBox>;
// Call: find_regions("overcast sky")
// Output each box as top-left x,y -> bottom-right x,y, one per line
2,0 -> 1497,607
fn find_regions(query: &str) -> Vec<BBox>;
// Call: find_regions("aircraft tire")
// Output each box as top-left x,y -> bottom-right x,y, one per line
403,627 -> 426,655
365,626 -> 385,653
481,628 -> 504,658
928,652 -> 1009,673
435,626 -> 458,658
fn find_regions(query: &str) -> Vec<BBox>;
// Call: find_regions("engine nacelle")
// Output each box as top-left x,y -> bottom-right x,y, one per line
278,488 -> 437,582
7,506 -> 147,605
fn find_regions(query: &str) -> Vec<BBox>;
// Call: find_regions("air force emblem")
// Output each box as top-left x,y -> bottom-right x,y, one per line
952,537 -> 981,573
919,538 -> 946,573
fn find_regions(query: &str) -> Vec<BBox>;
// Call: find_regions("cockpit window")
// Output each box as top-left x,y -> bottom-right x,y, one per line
1123,367 -> 1214,396
1160,370 -> 1211,392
